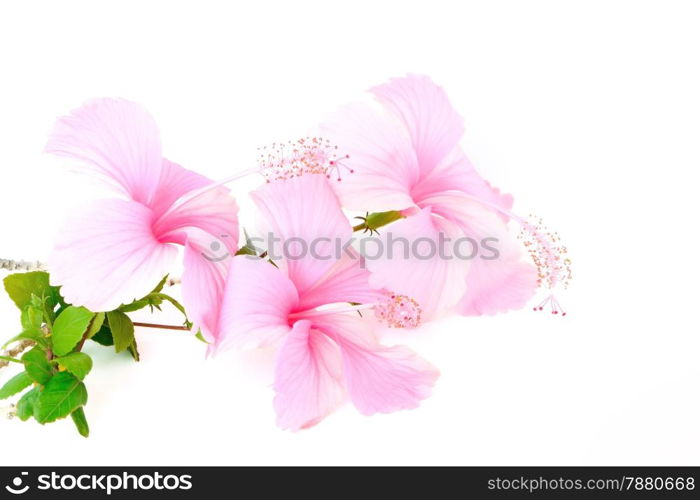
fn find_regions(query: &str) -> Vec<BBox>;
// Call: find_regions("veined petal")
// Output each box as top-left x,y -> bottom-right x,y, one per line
150,159 -> 211,219
215,256 -> 298,351
45,98 -> 162,205
457,259 -> 537,316
421,192 -> 537,315
152,160 -> 239,252
273,320 -> 345,431
319,103 -> 419,212
371,74 -> 464,176
181,235 -> 231,343
312,314 -> 439,416
296,251 -> 381,312
364,208 -> 470,320
411,148 -> 513,214
250,174 -> 351,297
48,199 -> 177,312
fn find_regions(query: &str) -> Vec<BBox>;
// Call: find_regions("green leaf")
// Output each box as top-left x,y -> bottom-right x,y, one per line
0,371 -> 33,399
107,311 -> 134,353
118,298 -> 150,313
127,339 -> 140,362
16,387 -> 39,421
21,304 -> 44,330
2,327 -> 47,350
71,407 -> 89,437
150,293 -> 191,328
119,275 -> 170,313
22,347 -> 53,385
90,324 -> 114,346
52,306 -> 95,356
53,352 -> 92,380
3,271 -> 56,309
149,274 -> 170,294
34,372 -> 87,424
85,312 -> 105,339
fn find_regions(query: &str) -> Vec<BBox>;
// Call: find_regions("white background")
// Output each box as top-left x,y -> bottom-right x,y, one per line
1,0 -> 699,465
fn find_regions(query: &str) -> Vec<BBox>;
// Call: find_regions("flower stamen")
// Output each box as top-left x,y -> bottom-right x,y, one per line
288,291 -> 422,329
258,136 -> 353,182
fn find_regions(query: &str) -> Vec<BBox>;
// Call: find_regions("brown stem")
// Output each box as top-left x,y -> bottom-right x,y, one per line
132,322 -> 190,331
0,258 -> 45,271
0,339 -> 34,369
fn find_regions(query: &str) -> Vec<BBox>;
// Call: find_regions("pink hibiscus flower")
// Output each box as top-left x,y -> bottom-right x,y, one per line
320,75 -> 538,319
45,98 -> 239,341
211,174 -> 438,430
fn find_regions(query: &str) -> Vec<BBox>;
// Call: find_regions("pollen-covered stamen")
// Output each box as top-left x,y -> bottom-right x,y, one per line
532,294 -> 567,317
288,292 -> 422,328
516,214 -> 571,318
258,136 -> 353,182
374,292 -> 422,329
518,215 -> 572,290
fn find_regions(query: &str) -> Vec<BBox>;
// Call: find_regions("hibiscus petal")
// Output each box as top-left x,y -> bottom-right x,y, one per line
215,256 -> 298,351
457,259 -> 538,316
273,320 -> 345,431
152,160 -> 239,251
371,74 -> 464,176
250,174 -> 352,297
422,192 -> 537,315
319,103 -> 419,212
181,235 -> 231,343
149,159 -> 211,219
364,208 -> 470,320
312,314 -> 439,416
48,199 -> 177,312
296,251 -> 382,312
410,148 -> 514,215
45,98 -> 162,205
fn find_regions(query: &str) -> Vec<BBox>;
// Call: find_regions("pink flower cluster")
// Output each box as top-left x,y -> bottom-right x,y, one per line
45,75 -> 560,430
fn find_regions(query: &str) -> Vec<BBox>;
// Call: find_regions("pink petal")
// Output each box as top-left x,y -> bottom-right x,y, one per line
149,159 -> 211,220
457,259 -> 538,315
152,161 -> 239,251
312,314 -> 439,416
364,208 -> 470,320
273,320 -> 345,431
45,98 -> 162,205
296,252 -> 382,312
319,103 -> 419,212
371,74 -> 464,176
48,199 -> 177,312
410,148 -> 514,214
214,256 -> 298,351
250,174 -> 352,297
181,235 -> 231,343
421,192 -> 537,315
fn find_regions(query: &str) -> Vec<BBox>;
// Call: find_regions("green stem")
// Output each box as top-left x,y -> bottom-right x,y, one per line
0,355 -> 22,364
133,321 -> 190,332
